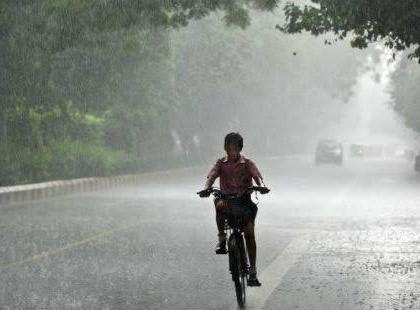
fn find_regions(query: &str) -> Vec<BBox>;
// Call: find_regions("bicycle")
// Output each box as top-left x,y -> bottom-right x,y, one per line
197,186 -> 270,308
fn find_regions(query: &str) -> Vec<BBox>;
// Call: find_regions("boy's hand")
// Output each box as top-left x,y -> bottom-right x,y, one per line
259,187 -> 270,194
197,188 -> 211,197
252,186 -> 270,194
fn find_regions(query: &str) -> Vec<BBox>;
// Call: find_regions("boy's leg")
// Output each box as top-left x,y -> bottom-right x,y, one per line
244,218 -> 261,286
214,199 -> 228,254
215,200 -> 226,235
244,221 -> 256,272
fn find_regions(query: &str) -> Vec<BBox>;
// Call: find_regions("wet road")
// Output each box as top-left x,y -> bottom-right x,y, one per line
1,156 -> 420,309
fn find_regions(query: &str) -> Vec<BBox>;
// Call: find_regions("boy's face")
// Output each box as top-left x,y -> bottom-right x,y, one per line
225,143 -> 241,161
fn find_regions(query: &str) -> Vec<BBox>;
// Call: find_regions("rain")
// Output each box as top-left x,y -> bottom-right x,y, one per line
1,1 -> 420,309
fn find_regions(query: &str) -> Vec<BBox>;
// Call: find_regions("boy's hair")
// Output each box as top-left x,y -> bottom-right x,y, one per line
224,132 -> 243,150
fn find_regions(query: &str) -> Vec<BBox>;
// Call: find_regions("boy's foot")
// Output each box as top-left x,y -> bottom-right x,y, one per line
248,273 -> 262,287
215,240 -> 227,254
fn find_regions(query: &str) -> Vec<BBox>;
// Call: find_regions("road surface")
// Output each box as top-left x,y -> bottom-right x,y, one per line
1,156 -> 420,309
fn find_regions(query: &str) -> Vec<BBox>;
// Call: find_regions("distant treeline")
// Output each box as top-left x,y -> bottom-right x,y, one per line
1,1 -> 419,186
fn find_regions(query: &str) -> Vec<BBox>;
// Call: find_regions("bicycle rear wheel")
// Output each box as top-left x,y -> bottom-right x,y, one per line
229,235 -> 246,308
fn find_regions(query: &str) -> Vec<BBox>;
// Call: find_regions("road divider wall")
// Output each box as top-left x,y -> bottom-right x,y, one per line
0,175 -> 143,205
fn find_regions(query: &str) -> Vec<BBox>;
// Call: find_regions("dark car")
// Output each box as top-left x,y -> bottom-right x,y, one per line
415,155 -> 420,172
315,140 -> 343,165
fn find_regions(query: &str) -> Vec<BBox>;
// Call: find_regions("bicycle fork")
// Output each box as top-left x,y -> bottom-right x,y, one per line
228,232 -> 249,279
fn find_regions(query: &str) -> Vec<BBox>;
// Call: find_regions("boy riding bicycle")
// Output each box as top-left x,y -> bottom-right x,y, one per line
201,132 -> 265,287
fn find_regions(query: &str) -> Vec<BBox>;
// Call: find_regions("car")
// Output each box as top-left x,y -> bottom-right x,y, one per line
404,149 -> 415,161
350,144 -> 364,157
414,155 -> 420,172
315,139 -> 343,165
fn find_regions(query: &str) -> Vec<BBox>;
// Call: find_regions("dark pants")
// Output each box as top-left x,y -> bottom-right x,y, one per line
214,195 -> 259,270
214,195 -> 258,231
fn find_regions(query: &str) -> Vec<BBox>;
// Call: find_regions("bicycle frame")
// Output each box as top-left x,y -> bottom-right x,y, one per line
214,191 -> 253,308
197,186 -> 270,308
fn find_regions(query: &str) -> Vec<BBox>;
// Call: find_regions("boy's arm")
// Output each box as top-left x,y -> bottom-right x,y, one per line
253,176 -> 262,186
204,160 -> 221,189
247,159 -> 263,186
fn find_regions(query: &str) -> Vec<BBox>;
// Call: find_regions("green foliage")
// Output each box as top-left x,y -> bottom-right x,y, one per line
0,145 -> 49,186
1,0 -> 390,185
279,0 -> 420,62
48,142 -> 135,179
391,54 -> 420,133
0,142 -> 139,186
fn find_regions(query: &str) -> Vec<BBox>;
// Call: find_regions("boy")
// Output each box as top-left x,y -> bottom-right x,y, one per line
202,132 -> 264,287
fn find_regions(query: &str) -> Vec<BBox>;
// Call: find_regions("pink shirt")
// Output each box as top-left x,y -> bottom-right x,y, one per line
207,155 -> 263,194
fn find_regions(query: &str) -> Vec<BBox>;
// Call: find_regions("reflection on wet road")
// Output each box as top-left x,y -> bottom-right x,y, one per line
1,156 -> 420,309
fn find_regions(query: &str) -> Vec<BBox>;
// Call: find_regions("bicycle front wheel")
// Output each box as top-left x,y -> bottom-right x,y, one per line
234,272 -> 246,308
229,235 -> 246,308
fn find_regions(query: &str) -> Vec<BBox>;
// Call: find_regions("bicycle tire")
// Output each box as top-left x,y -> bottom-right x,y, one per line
229,235 -> 246,308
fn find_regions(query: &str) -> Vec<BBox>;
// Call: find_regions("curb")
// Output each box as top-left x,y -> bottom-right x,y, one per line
0,165 -> 200,206
0,174 -> 144,206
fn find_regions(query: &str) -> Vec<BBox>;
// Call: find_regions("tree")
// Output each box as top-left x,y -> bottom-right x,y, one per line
0,0 -> 280,147
278,0 -> 420,62
170,10 -> 367,155
391,53 -> 420,133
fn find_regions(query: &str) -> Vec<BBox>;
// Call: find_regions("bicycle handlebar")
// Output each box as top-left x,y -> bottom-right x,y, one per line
197,186 -> 270,198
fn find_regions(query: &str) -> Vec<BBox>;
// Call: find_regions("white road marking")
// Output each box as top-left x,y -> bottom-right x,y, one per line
230,176 -> 361,309
238,236 -> 310,310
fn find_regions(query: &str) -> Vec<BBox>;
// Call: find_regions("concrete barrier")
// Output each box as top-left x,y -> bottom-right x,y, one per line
0,164 -> 200,207
0,174 -> 143,206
